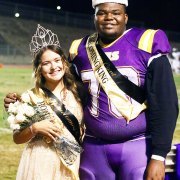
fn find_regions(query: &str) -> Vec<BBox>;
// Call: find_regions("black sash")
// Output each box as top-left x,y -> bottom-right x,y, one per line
96,44 -> 146,104
42,88 -> 82,145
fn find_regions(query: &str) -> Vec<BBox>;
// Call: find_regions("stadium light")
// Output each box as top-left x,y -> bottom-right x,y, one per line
57,6 -> 61,10
15,12 -> 20,18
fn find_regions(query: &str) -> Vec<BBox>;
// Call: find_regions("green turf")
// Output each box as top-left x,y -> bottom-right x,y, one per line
0,67 -> 32,179
0,67 -> 33,127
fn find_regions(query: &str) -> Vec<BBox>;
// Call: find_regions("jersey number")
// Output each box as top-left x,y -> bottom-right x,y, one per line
81,67 -> 140,118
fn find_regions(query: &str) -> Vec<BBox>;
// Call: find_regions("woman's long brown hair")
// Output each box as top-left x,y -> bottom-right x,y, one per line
32,45 -> 82,105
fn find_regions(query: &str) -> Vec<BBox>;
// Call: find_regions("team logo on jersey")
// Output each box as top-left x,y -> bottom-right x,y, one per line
105,51 -> 119,61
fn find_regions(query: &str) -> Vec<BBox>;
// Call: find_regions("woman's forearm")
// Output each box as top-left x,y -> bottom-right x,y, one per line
13,125 -> 35,144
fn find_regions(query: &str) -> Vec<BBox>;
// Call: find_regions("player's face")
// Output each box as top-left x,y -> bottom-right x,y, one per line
94,3 -> 128,43
41,49 -> 65,83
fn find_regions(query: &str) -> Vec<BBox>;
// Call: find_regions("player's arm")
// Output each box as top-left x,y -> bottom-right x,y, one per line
145,55 -> 179,179
146,55 -> 179,158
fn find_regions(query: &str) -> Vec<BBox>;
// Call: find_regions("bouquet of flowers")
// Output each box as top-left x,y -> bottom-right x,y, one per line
7,93 -> 36,131
6,90 -> 83,165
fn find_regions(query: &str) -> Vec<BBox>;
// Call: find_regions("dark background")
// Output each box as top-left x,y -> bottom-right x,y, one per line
4,0 -> 180,32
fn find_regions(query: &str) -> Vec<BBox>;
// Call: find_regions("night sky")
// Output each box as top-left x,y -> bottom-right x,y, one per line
5,0 -> 180,32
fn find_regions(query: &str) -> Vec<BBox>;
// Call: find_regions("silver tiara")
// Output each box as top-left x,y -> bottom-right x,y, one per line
29,24 -> 61,56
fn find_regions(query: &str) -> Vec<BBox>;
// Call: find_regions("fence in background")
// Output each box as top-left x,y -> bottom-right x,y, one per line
0,1 -> 180,65
0,1 -> 95,29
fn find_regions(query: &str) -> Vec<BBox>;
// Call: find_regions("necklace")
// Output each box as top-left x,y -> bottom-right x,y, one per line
60,89 -> 67,102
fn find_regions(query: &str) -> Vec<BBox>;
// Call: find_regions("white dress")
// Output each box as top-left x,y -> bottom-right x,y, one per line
16,89 -> 83,180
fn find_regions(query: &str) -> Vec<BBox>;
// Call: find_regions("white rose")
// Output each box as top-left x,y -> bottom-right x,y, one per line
14,101 -> 21,107
10,123 -> 20,130
16,103 -> 26,115
24,105 -> 35,117
8,103 -> 18,114
21,92 -> 31,103
15,113 -> 26,123
7,114 -> 15,125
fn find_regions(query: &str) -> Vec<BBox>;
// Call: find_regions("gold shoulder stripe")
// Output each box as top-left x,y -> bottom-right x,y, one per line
69,39 -> 83,61
138,29 -> 158,53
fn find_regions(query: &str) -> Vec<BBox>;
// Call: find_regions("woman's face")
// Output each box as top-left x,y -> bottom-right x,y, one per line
40,49 -> 65,83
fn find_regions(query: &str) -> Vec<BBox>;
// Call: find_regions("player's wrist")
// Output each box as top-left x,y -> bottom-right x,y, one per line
151,154 -> 165,161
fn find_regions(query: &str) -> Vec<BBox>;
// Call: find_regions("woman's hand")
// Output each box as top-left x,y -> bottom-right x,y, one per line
32,119 -> 61,142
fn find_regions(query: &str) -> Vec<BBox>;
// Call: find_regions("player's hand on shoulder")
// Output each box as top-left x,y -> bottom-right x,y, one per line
4,93 -> 18,110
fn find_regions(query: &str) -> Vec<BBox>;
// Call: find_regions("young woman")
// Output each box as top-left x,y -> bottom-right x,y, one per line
8,25 -> 85,180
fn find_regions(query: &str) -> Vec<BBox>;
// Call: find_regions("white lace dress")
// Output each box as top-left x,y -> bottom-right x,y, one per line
16,89 -> 83,180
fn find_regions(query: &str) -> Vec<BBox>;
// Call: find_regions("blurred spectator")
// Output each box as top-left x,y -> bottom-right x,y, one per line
168,48 -> 180,73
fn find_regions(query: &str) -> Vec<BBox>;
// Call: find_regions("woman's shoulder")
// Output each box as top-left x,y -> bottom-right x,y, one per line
21,88 -> 44,105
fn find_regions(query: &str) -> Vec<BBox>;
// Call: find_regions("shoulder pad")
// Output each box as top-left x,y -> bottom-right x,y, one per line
138,29 -> 171,54
69,38 -> 83,61
138,29 -> 158,53
125,28 -> 171,55
124,28 -> 145,47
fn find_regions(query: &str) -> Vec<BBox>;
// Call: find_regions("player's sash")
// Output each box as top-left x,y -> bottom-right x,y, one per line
86,33 -> 147,122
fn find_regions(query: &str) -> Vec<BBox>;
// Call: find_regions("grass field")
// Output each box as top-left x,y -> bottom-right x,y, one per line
0,66 -> 33,180
0,66 -> 180,179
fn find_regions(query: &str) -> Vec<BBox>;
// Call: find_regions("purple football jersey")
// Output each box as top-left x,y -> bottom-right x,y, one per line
70,28 -> 171,141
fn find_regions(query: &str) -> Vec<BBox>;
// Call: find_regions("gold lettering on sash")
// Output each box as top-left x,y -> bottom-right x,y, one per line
96,67 -> 108,83
86,33 -> 147,122
88,40 -> 108,83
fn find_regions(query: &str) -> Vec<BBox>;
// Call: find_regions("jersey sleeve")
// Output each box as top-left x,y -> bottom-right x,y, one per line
151,29 -> 171,55
138,29 -> 171,55
68,38 -> 83,61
